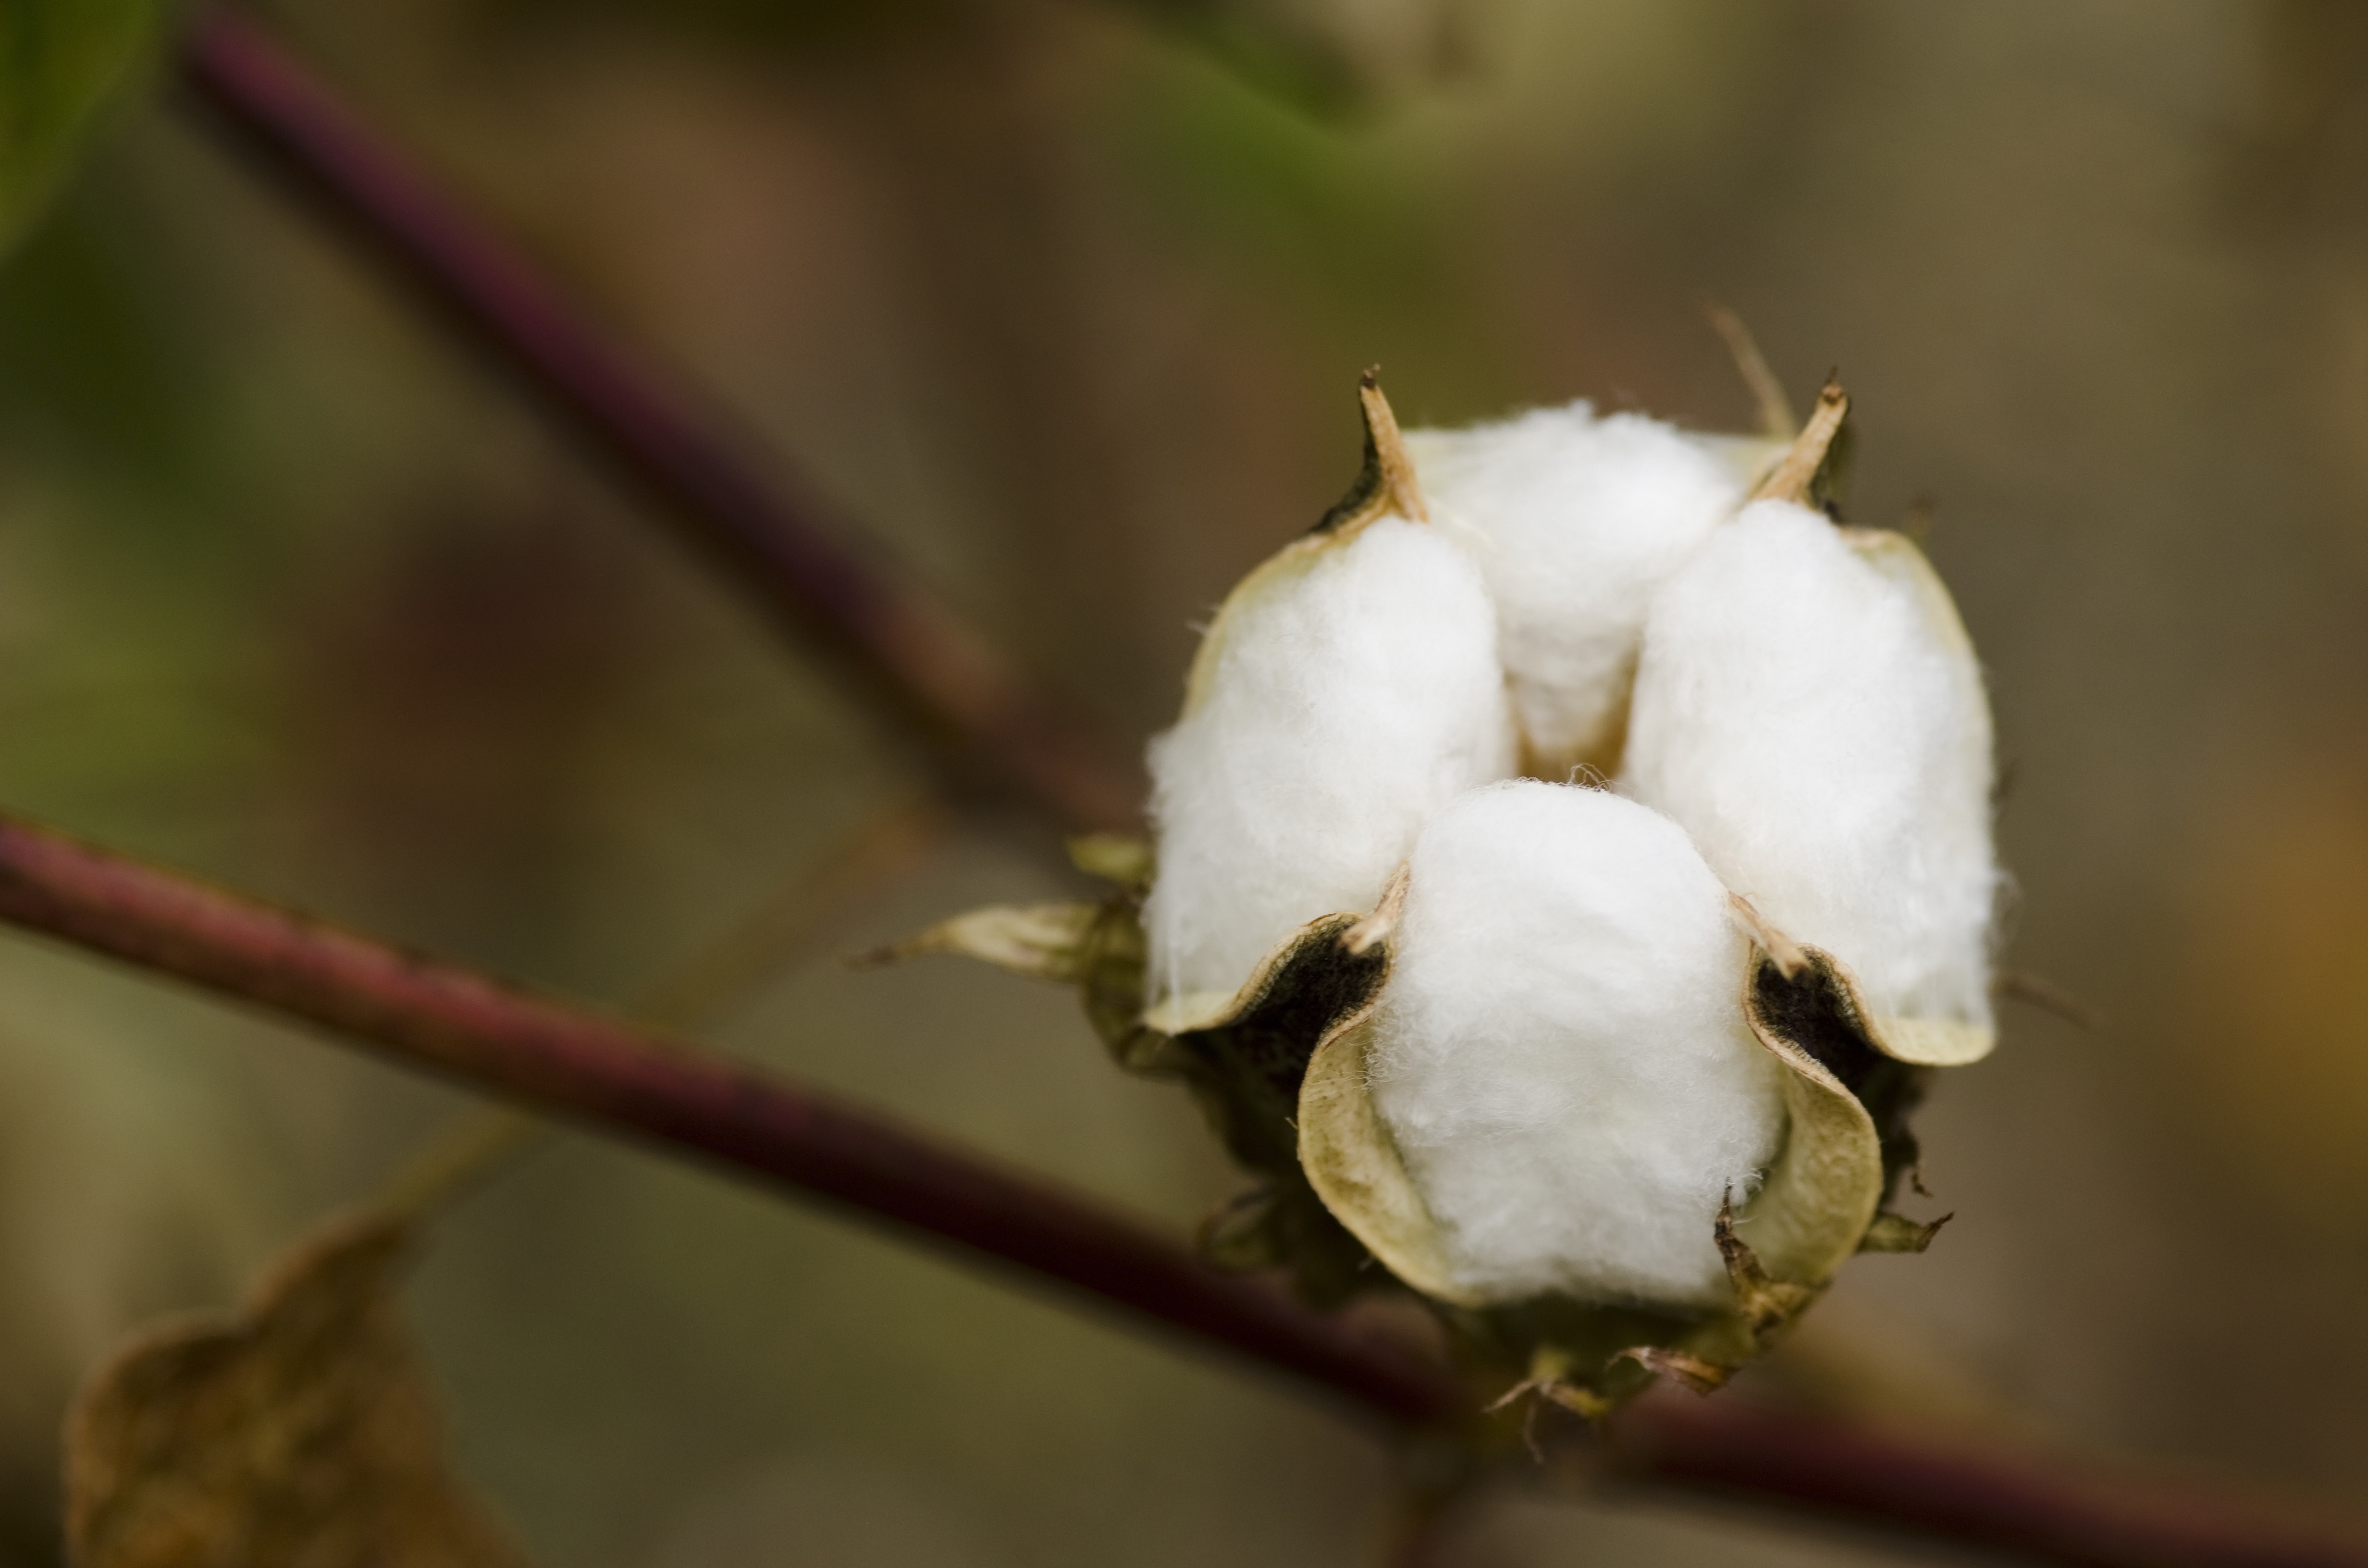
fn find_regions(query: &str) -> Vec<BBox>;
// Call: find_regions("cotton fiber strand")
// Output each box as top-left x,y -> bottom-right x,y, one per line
1622,500 -> 1998,1029
1365,781 -> 1785,1308
1143,517 -> 1515,1026
1407,404 -> 1746,774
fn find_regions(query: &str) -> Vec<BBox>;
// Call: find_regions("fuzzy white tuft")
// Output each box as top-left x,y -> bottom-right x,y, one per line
1143,518 -> 1516,1022
1366,781 -> 1785,1308
1406,404 -> 1747,773
1622,500 -> 1998,1028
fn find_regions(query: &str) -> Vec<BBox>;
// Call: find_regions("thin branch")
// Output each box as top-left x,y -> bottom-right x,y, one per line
0,810 -> 2360,1565
372,793 -> 949,1217
0,808 -> 1454,1426
175,8 -> 1140,834
1609,1393 -> 2368,1568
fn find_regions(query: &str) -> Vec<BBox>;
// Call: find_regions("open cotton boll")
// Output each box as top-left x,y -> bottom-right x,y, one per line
1143,516 -> 1515,1028
1365,781 -> 1785,1308
1622,500 -> 1998,1032
1405,404 -> 1748,775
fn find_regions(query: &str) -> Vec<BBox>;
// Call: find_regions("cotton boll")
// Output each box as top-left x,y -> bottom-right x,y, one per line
1365,781 -> 1785,1309
1405,404 -> 1748,775
1622,500 -> 1998,1033
1143,516 -> 1515,1029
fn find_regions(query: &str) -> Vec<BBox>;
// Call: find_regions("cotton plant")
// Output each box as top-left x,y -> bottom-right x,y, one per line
874,366 -> 1998,1418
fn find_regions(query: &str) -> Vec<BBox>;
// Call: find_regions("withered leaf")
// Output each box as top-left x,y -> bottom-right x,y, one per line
848,902 -> 1102,984
1859,1210 -> 1954,1254
866,887 -> 1389,1302
66,1211 -> 526,1568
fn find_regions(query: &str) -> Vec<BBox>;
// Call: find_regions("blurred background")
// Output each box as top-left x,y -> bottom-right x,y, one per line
4,0 -> 2368,1562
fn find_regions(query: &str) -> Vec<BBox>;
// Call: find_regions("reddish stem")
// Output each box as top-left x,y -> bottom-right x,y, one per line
176,9 -> 1140,833
1609,1393 -> 2368,1568
0,811 -> 1450,1423
0,809 -> 2360,1565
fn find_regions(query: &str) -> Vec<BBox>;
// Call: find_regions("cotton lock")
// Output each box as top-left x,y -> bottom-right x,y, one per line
1141,415 -> 1515,1031
1622,498 -> 1999,1057
1406,405 -> 1754,777
1362,781 -> 1786,1308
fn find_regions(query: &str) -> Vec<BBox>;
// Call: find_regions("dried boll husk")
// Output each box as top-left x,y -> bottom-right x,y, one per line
1141,374 -> 1516,1032
1404,406 -> 1763,778
1621,490 -> 1999,1065
871,370 -> 1980,1413
868,835 -> 1397,1305
1299,831 -> 1911,1410
1346,781 -> 1786,1310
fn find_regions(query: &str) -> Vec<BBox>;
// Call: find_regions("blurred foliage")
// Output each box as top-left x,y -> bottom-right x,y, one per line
472,0 -> 966,58
4,0 -> 2368,1563
469,0 -> 1474,112
0,0 -> 174,257
1111,0 -> 1481,116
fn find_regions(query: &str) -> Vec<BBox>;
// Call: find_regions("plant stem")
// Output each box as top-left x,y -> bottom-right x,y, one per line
370,793 -> 950,1217
0,806 -> 2360,1562
0,808 -> 1455,1425
1607,1392 -> 2368,1568
176,9 -> 1140,835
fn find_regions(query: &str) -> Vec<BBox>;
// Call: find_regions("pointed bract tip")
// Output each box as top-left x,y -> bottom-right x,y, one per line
1358,373 -> 1429,524
1315,369 -> 1430,535
1749,374 -> 1850,507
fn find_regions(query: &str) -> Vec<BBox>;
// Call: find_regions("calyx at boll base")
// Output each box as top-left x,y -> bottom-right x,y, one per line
867,365 -> 1992,1420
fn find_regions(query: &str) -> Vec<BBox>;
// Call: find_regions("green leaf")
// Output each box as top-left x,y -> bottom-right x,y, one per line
1,0 -> 172,257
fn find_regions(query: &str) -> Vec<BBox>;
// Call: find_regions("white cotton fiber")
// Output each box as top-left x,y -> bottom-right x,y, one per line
1143,517 -> 1516,1026
1622,501 -> 1998,1029
1406,404 -> 1748,774
1365,781 -> 1785,1308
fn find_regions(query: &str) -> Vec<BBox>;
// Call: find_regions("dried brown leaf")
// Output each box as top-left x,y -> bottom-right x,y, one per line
1858,1210 -> 1954,1254
847,901 -> 1100,982
66,1211 -> 525,1568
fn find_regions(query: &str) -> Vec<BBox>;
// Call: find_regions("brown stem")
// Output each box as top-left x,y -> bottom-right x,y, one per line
0,809 -> 1453,1425
0,810 -> 2359,1564
372,793 -> 950,1216
174,9 -> 1140,833
1607,1393 -> 2368,1568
